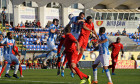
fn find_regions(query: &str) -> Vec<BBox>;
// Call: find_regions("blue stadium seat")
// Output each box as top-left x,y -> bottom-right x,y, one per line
39,28 -> 42,31
33,45 -> 36,49
26,42 -> 29,45
37,45 -> 40,49
16,35 -> 18,38
34,38 -> 37,41
133,39 -> 137,42
9,28 -> 13,31
87,49 -> 90,51
26,38 -> 29,42
137,39 -> 140,42
41,45 -> 44,49
112,33 -> 115,36
41,35 -> 45,39
129,36 -> 132,39
36,28 -> 39,31
29,45 -> 33,49
23,35 -> 26,38
26,45 -> 29,49
138,43 -> 140,45
44,45 -> 47,49
22,42 -> 25,44
30,38 -> 33,42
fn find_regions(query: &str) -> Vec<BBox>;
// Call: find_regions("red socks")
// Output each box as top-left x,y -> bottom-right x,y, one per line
74,67 -> 83,80
19,65 -> 22,76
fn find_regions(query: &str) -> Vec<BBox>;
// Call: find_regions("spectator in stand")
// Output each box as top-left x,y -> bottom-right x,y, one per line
2,29 -> 6,38
25,20 -> 29,27
2,8 -> 6,26
122,28 -> 126,36
34,37 -> 41,46
115,32 -> 119,36
32,20 -> 36,27
132,32 -> 138,39
118,30 -> 121,35
137,24 -> 140,33
29,21 -> 32,27
109,32 -> 113,36
15,24 -> 20,33
42,36 -> 48,45
36,20 -> 41,28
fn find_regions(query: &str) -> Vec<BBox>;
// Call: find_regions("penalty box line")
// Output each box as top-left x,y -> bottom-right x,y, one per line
0,79 -> 73,84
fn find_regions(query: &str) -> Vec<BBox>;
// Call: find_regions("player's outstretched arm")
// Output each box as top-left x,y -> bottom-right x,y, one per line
83,24 -> 93,32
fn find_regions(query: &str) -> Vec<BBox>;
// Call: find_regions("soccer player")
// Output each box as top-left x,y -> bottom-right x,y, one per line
77,16 -> 98,62
91,27 -> 113,84
1,32 -> 20,78
68,12 -> 85,40
108,37 -> 124,75
0,34 -> 8,78
35,19 -> 59,66
64,26 -> 91,84
34,59 -> 39,69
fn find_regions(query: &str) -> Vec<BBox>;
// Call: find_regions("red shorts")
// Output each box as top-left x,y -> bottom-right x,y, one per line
78,35 -> 88,50
66,51 -> 78,66
111,54 -> 119,63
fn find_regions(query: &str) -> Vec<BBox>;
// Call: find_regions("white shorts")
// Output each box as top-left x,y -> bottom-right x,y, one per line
0,56 -> 3,61
4,54 -> 19,64
47,40 -> 56,50
61,55 -> 65,63
71,32 -> 80,40
93,54 -> 109,66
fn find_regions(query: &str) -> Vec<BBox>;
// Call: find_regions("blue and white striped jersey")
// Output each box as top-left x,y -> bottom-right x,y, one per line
1,38 -> 15,55
69,16 -> 84,34
98,34 -> 109,55
47,24 -> 59,41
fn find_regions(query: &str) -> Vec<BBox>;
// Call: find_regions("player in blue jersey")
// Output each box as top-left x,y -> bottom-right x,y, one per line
68,12 -> 85,40
91,27 -> 113,84
0,34 -> 9,78
1,32 -> 20,78
35,19 -> 59,66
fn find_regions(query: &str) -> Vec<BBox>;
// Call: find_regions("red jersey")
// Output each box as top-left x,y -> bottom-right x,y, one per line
110,42 -> 123,56
80,22 -> 94,40
64,33 -> 77,52
57,35 -> 65,54
12,46 -> 18,55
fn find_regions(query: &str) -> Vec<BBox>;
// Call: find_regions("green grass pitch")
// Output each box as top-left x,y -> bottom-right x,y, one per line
0,68 -> 140,84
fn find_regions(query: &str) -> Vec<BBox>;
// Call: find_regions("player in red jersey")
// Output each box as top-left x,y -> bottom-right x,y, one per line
108,37 -> 124,75
11,46 -> 24,77
77,16 -> 98,62
64,26 -> 91,84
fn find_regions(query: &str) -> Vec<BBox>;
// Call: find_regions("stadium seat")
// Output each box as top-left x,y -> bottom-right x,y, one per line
26,42 -> 29,45
26,38 -> 29,42
133,39 -> 137,42
129,36 -> 132,39
29,38 -> 33,42
29,45 -> 33,49
23,42 -> 26,45
37,45 -> 40,49
23,35 -> 26,38
44,45 -> 47,49
26,45 -> 29,49
33,45 -> 36,49
41,45 -> 44,49
87,49 -> 90,51
138,43 -> 140,45
34,38 -> 37,41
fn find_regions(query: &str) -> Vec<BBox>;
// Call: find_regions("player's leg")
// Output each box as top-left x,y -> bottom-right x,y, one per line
101,54 -> 113,84
4,54 -> 12,78
61,55 -> 68,77
0,61 -> 8,77
19,63 -> 23,77
91,55 -> 101,84
0,61 -> 2,78
112,58 -> 117,75
11,54 -> 19,78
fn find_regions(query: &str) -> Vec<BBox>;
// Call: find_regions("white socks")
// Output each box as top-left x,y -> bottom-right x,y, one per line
93,68 -> 97,81
6,64 -> 10,74
105,69 -> 112,83
14,64 -> 19,74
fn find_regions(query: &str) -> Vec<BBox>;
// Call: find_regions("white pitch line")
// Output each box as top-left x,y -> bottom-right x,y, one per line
0,79 -> 75,84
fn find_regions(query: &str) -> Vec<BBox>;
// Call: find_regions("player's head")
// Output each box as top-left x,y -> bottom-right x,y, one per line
116,37 -> 121,43
7,32 -> 12,39
64,25 -> 71,34
0,34 -> 3,41
53,19 -> 59,26
79,12 -> 85,19
86,16 -> 92,24
68,14 -> 74,20
99,27 -> 106,35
